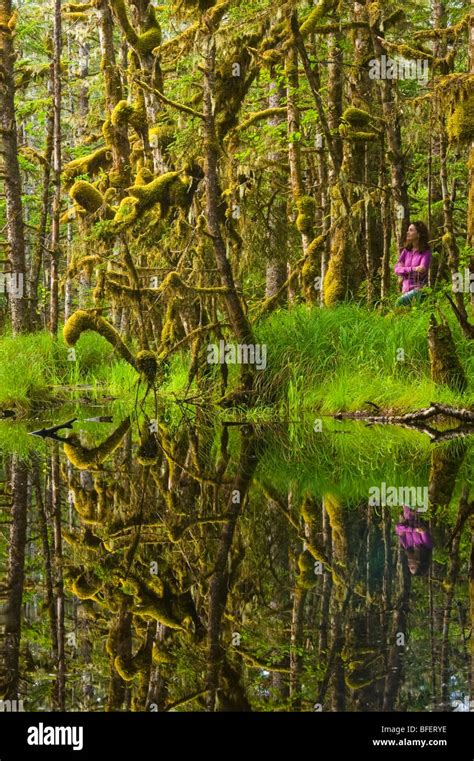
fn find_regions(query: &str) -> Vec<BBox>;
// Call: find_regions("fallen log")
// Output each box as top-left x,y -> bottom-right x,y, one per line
333,402 -> 474,425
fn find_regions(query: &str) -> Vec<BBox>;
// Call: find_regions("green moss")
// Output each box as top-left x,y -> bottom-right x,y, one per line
63,310 -> 137,368
63,146 -> 111,183
114,196 -> 139,225
70,180 -> 104,213
64,2 -> 93,10
110,0 -> 161,54
300,0 -> 335,37
295,195 -> 316,235
428,315 -> 467,392
323,225 -> 358,306
109,0 -> 138,46
136,350 -> 158,385
136,26 -> 162,55
111,171 -> 190,226
70,571 -> 103,600
380,38 -> 433,61
301,497 -> 319,523
297,550 -> 317,589
341,106 -> 372,128
133,167 -> 154,186
64,12 -> 89,21
64,418 -> 131,470
111,100 -> 147,132
383,8 -> 405,28
446,94 -> 474,143
102,117 -> 114,147
339,123 -> 377,141
367,0 -> 381,27
177,0 -> 217,12
152,644 -> 173,665
158,271 -> 184,292
468,152 -> 474,245
302,235 -> 325,303
149,124 -> 175,151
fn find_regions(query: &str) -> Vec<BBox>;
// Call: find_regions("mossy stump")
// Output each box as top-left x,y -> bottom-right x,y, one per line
428,315 -> 467,392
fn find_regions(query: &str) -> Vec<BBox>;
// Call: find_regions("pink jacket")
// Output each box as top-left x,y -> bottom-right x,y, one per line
394,248 -> 431,293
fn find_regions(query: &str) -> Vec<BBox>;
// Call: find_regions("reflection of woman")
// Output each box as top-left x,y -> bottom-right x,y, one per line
394,221 -> 431,306
396,506 -> 433,576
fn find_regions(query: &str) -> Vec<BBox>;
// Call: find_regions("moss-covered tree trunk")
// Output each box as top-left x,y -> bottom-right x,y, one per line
468,4 -> 474,308
368,4 -> 410,248
97,0 -> 131,188
49,0 -> 62,336
28,111 -> 53,328
51,445 -> 66,709
202,31 -> 254,354
0,0 -> 29,334
3,456 -> 28,700
206,430 -> 259,711
286,28 -> 313,264
265,81 -> 287,301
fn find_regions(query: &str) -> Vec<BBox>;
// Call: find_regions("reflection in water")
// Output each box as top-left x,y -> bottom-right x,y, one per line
0,416 -> 472,712
396,508 -> 433,576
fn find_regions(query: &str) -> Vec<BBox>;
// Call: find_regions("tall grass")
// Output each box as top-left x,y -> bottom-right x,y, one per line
0,304 -> 472,415
255,304 -> 474,413
0,331 -> 129,409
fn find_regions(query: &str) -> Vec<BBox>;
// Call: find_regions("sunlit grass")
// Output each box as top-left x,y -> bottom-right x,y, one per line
0,303 -> 473,415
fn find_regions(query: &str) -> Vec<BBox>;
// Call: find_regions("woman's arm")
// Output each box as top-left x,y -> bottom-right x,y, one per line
394,250 -> 412,276
413,250 -> 431,274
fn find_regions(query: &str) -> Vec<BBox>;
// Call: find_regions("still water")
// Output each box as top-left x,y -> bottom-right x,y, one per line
0,409 -> 472,712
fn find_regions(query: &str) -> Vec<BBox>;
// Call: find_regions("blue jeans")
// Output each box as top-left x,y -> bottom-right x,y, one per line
395,289 -> 426,307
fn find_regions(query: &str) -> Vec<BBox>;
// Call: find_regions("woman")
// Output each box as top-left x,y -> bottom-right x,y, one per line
395,506 -> 433,576
394,221 -> 432,306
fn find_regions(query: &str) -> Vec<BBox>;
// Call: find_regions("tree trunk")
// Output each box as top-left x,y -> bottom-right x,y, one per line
51,446 -> 65,709
206,431 -> 259,711
265,81 -> 287,301
49,0 -> 62,336
202,33 -> 254,353
368,17 -> 410,247
3,456 -> 28,699
0,0 -> 29,334
29,111 -> 53,327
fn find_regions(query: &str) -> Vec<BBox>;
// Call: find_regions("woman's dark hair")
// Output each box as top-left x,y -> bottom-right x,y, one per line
406,220 -> 430,251
405,546 -> 432,576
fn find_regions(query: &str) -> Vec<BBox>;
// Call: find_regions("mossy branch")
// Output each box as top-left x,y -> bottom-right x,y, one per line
152,21 -> 199,56
375,36 -> 433,61
234,107 -> 287,132
303,21 -> 368,34
160,321 -> 231,359
63,146 -> 111,184
234,648 -> 291,673
413,16 -> 468,41
134,77 -> 205,119
252,258 -> 305,323
300,0 -> 336,37
63,309 -> 138,370
64,417 -> 131,470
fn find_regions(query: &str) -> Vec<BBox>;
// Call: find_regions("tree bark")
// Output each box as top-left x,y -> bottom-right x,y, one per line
49,0 -> 62,336
202,32 -> 254,354
0,0 -> 29,333
3,456 -> 28,699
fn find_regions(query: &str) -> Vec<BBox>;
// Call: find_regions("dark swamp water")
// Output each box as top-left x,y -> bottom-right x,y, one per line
0,408 -> 472,713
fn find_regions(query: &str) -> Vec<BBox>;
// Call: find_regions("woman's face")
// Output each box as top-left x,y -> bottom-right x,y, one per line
406,224 -> 419,244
